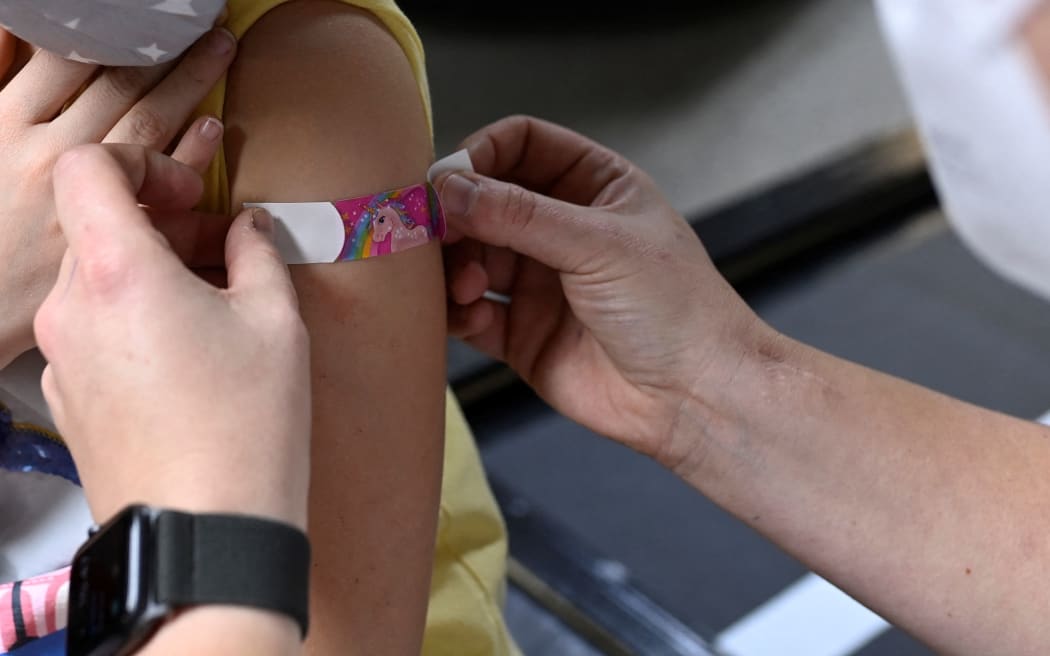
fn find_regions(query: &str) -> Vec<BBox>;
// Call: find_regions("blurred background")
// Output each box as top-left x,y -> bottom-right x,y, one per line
398,2 -> 1050,654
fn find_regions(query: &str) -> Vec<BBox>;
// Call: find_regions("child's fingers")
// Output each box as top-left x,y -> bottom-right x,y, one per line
0,46 -> 96,124
99,29 -> 236,149
150,208 -> 233,269
171,116 -> 224,174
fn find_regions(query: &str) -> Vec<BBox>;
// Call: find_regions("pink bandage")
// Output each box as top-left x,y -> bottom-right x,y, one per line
246,150 -> 473,266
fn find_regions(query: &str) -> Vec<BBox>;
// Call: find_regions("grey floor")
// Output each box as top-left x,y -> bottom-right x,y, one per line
505,587 -> 603,656
413,2 -> 1040,655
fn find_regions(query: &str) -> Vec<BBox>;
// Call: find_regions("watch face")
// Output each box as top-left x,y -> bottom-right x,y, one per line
67,507 -> 157,656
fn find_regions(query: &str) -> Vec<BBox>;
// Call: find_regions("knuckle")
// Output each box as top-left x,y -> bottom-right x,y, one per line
497,183 -> 538,237
32,302 -> 59,356
502,114 -> 536,132
104,66 -> 151,101
24,153 -> 55,185
596,149 -> 632,184
178,49 -> 218,87
123,106 -> 169,146
79,245 -> 133,297
269,301 -> 307,341
52,145 -> 95,179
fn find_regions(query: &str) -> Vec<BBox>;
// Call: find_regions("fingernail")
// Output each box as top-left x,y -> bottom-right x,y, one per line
199,117 -> 223,141
441,174 -> 478,218
251,208 -> 274,236
208,28 -> 236,56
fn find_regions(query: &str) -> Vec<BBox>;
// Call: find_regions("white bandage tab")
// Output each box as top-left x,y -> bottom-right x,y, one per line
876,0 -> 1050,301
426,149 -> 475,184
246,150 -> 475,265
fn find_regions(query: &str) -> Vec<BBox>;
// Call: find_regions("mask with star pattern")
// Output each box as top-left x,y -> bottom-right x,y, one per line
0,0 -> 225,66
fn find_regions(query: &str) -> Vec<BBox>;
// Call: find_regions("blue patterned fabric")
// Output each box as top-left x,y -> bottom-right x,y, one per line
0,405 -> 78,486
3,629 -> 65,655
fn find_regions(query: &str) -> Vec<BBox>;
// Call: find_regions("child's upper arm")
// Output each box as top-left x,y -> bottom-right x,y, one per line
224,2 -> 445,653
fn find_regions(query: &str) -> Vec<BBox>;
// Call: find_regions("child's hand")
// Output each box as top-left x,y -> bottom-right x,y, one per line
34,144 -> 310,530
0,28 -> 238,368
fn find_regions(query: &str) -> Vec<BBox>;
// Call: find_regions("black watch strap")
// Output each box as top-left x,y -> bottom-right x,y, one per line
154,511 -> 310,638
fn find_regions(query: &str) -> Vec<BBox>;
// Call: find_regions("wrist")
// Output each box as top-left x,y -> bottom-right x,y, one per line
138,607 -> 301,656
87,469 -> 308,533
68,505 -> 310,656
655,313 -> 787,475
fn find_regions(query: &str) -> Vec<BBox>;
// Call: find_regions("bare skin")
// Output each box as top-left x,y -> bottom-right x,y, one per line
2,4 -> 443,651
441,115 -> 1050,655
0,28 -> 238,366
224,3 -> 444,653
37,144 -> 308,656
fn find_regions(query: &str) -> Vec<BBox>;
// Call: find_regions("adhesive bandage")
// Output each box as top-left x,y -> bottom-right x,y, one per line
247,150 -> 474,265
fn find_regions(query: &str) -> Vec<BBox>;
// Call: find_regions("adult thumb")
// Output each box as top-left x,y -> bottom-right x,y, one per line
437,171 -> 604,273
225,208 -> 297,308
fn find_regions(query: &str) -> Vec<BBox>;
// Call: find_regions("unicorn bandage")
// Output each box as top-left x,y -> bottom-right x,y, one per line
248,150 -> 473,265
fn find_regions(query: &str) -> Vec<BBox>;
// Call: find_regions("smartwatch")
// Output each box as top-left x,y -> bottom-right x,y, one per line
66,505 -> 310,656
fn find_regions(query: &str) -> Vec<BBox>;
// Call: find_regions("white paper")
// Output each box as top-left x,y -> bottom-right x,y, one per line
427,149 -> 475,183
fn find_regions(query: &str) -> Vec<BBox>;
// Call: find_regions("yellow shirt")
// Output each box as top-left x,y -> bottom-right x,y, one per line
200,3 -> 517,654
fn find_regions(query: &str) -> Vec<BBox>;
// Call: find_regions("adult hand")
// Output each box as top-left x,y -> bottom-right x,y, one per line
33,144 -> 311,530
0,27 -> 238,368
439,116 -> 765,466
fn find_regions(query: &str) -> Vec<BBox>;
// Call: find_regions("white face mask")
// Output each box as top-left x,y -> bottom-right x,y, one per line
0,0 -> 225,66
876,0 -> 1050,300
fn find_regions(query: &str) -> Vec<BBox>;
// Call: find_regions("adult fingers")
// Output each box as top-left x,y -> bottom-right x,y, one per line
33,247 -> 78,362
224,209 -> 298,309
0,46 -> 96,124
171,116 -> 224,173
34,249 -> 79,428
91,143 -> 206,210
444,239 -> 489,304
102,29 -> 236,148
51,146 -> 187,267
150,208 -> 234,269
461,115 -> 633,206
448,299 -> 506,360
444,239 -> 527,303
436,170 -> 608,275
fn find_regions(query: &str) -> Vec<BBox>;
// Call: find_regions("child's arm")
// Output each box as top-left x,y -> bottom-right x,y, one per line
224,3 -> 444,653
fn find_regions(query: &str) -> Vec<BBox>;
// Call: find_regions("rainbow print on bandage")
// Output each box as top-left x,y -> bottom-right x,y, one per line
336,183 -> 445,261
245,150 -> 470,266
246,183 -> 446,265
